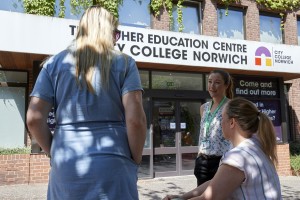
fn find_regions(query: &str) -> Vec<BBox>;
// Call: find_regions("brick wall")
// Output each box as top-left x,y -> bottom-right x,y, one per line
288,10 -> 300,142
202,0 -> 218,36
289,78 -> 300,141
0,147 -> 291,186
242,0 -> 260,41
0,154 -> 50,185
152,6 -> 170,31
276,144 -> 292,176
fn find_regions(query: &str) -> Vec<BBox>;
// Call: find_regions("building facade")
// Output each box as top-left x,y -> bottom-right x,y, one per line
1,0 -> 300,182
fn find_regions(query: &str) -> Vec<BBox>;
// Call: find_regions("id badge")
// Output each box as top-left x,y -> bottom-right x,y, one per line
200,140 -> 210,149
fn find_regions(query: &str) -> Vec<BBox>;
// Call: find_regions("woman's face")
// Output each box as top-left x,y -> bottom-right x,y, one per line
207,73 -> 227,98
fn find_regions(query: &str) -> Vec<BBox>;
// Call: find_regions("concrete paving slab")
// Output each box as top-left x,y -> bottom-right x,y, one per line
0,176 -> 299,199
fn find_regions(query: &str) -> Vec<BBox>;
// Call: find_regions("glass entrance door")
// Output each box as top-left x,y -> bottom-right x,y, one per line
152,99 -> 201,177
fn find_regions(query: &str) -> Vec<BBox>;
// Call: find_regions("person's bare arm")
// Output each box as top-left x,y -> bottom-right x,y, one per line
200,104 -> 205,118
163,181 -> 210,200
163,164 -> 244,200
26,97 -> 53,155
122,90 -> 147,164
190,164 -> 245,200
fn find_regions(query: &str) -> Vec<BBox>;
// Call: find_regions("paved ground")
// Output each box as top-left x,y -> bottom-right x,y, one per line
0,175 -> 299,199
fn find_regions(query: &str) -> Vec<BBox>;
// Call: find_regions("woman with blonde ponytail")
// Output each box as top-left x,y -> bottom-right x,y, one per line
163,97 -> 281,200
27,6 -> 146,200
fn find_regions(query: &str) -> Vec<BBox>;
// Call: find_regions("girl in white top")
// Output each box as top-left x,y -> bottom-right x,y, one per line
194,70 -> 233,186
164,97 -> 281,200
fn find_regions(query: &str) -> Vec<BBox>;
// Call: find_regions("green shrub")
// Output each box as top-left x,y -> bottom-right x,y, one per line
290,142 -> 300,176
0,147 -> 31,155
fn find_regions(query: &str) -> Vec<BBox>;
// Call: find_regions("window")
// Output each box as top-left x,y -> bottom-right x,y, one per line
118,0 -> 151,28
297,17 -> 300,45
0,0 -> 23,13
172,1 -> 201,34
0,0 -> 82,20
152,71 -> 204,90
218,8 -> 245,40
260,13 -> 283,44
139,70 -> 149,89
0,70 -> 28,148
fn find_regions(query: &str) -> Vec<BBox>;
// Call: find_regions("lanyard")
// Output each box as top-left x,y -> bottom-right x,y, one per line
204,96 -> 227,138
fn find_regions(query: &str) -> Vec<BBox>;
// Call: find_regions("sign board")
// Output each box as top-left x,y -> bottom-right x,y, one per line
1,10 -> 300,74
234,76 -> 279,98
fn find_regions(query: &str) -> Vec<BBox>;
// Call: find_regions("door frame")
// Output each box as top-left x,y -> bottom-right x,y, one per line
141,89 -> 209,178
151,97 -> 205,177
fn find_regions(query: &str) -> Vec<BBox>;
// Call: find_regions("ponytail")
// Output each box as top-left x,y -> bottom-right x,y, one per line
257,112 -> 278,166
226,97 -> 278,166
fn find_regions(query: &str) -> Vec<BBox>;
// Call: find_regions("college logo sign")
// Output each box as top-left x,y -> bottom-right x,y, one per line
255,46 -> 272,66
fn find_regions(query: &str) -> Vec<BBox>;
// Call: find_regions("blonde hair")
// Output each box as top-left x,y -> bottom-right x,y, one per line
225,97 -> 278,166
73,6 -> 118,93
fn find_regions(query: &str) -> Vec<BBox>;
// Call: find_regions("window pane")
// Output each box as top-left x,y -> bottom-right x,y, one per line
0,0 -> 23,13
182,153 -> 198,170
180,101 -> 201,147
0,70 -> 27,83
260,15 -> 282,44
218,8 -> 244,39
152,71 -> 203,90
119,0 -> 151,28
139,70 -> 149,89
298,18 -> 300,45
172,3 -> 200,34
0,87 -> 26,148
138,155 -> 151,178
154,154 -> 176,172
143,97 -> 151,148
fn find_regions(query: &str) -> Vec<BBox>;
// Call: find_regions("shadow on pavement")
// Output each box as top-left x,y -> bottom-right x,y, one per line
138,181 -> 187,200
281,185 -> 300,200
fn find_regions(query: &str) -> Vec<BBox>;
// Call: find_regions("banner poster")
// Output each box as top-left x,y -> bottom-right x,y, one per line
233,76 -> 282,142
233,76 -> 279,98
250,100 -> 282,142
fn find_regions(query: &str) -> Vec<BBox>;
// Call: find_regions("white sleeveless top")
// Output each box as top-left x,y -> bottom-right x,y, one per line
198,101 -> 232,156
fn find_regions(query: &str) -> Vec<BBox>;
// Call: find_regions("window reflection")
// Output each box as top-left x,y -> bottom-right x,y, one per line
152,71 -> 203,90
180,101 -> 201,147
0,70 -> 27,83
218,8 -> 244,39
0,86 -> 26,148
182,153 -> 198,170
119,0 -> 151,28
0,0 -> 23,13
172,2 -> 201,34
143,97 -> 151,148
260,14 -> 283,44
154,154 -> 176,172
139,70 -> 149,89
138,155 -> 151,178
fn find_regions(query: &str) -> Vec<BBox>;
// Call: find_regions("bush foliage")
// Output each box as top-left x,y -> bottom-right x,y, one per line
290,142 -> 300,176
0,147 -> 31,155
